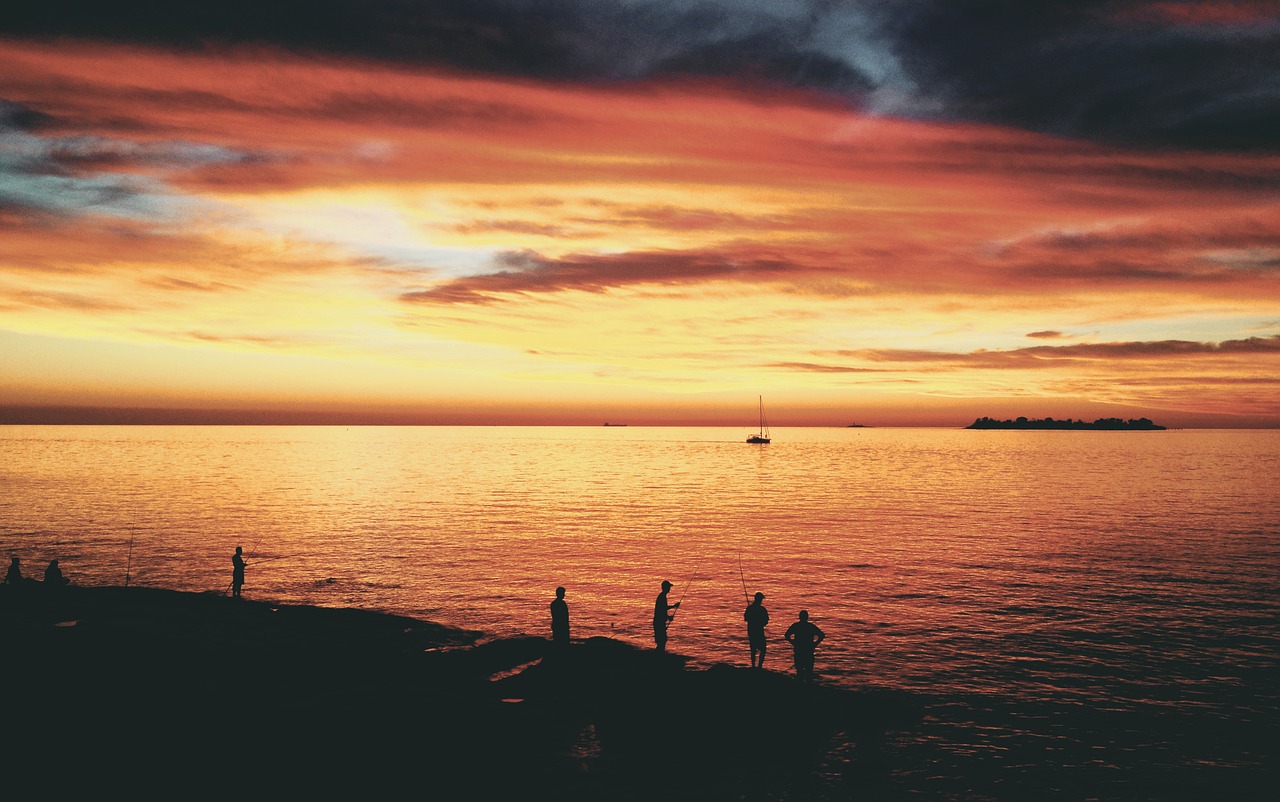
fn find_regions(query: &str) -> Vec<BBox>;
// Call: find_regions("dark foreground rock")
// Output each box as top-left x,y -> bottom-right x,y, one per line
1,585 -> 921,799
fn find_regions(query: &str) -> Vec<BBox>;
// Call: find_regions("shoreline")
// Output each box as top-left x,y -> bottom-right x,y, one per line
3,583 -> 921,798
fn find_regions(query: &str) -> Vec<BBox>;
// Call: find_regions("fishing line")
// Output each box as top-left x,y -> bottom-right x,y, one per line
738,548 -> 750,603
668,554 -> 705,628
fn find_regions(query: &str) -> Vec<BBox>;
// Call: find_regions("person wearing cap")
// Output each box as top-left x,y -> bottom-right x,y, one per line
784,610 -> 825,682
652,580 -> 680,652
550,585 -> 570,647
743,591 -> 770,668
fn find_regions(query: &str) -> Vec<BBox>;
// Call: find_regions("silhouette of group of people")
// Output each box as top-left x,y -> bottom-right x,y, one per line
13,548 -> 829,680
550,581 -> 827,681
4,556 -> 70,588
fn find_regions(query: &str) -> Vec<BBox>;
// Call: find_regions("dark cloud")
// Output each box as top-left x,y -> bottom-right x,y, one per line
992,213 -> 1280,285
887,0 -> 1280,150
400,248 -> 814,304
1029,336 -> 1280,357
0,124 -> 271,221
452,203 -> 806,241
1,1 -> 626,79
1027,330 -> 1065,339
0,99 -> 54,131
6,1 -> 1274,151
790,335 -> 1280,372
37,137 -> 265,177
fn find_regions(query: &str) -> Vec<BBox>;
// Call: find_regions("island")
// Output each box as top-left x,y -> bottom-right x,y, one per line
966,416 -> 1166,430
2,584 -> 920,798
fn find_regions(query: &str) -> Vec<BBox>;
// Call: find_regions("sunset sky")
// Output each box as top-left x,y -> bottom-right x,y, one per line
2,1 -> 1278,426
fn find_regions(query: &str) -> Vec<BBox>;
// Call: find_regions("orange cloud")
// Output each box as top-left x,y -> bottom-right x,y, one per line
2,37 -> 1279,425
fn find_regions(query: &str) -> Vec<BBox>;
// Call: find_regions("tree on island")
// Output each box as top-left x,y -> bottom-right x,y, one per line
966,416 -> 1166,430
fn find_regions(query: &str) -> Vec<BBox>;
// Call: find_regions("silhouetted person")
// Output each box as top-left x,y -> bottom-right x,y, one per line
744,591 -> 769,668
231,546 -> 246,598
653,580 -> 680,652
784,610 -> 825,682
43,559 -> 69,587
4,556 -> 22,585
550,586 -> 569,646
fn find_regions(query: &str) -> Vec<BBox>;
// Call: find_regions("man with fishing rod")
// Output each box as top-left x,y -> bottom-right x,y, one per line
744,592 -> 769,668
653,580 -> 680,652
231,546 -> 246,598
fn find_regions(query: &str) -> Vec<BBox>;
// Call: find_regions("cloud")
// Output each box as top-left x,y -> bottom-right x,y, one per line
0,99 -> 53,131
796,335 -> 1280,372
5,1 -> 1275,151
1,287 -> 137,313
889,1 -> 1280,150
989,211 -> 1280,288
182,331 -> 298,347
0,169 -> 160,220
762,362 -> 884,374
400,248 -> 820,304
1,113 -> 261,222
140,276 -> 242,293
24,135 -> 263,178
310,93 -> 559,130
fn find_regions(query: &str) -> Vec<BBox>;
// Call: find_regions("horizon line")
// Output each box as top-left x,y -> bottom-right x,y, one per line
0,405 -> 1273,429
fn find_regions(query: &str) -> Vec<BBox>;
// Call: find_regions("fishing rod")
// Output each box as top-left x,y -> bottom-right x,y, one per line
245,554 -> 292,565
668,556 -> 705,629
124,526 -> 135,588
738,548 -> 751,603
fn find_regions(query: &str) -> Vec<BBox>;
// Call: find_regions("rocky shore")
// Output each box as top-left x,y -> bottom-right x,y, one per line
2,585 -> 921,799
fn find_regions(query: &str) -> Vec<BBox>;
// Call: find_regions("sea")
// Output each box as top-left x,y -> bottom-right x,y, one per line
2,425 -> 1277,800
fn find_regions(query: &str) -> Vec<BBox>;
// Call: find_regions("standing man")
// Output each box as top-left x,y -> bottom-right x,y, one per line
231,546 -> 246,598
653,580 -> 680,652
744,591 -> 770,668
784,610 -> 825,682
550,586 -> 570,647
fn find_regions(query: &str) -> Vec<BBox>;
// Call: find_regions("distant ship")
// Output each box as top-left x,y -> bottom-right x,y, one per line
746,396 -> 771,443
602,423 -> 627,427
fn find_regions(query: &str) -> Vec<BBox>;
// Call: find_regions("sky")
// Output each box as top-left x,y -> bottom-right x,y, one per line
2,1 -> 1278,427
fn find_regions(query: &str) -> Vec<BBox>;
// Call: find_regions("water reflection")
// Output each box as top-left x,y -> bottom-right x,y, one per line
2,425 -> 1278,798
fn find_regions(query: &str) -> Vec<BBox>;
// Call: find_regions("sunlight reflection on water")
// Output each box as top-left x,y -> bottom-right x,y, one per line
3,425 -> 1277,799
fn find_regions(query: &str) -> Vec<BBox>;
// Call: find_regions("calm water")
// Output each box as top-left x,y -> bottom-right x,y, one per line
3,425 -> 1277,799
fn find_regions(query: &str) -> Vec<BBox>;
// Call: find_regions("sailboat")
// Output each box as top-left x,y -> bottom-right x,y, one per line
746,395 -> 771,443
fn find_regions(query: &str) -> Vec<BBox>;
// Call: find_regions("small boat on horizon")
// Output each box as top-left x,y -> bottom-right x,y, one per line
747,396 -> 771,444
